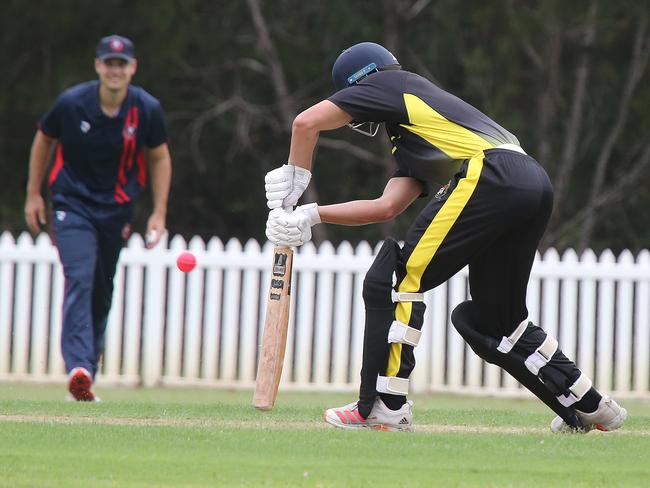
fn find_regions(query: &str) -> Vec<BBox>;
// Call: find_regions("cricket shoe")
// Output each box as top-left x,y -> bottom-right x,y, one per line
68,367 -> 98,402
324,397 -> 414,432
550,395 -> 627,433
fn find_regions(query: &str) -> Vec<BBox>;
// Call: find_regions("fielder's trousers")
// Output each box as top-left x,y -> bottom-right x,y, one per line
52,196 -> 132,378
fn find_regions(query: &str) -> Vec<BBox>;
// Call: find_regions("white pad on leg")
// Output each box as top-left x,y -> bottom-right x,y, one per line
391,290 -> 424,303
524,335 -> 559,375
376,375 -> 409,395
497,318 -> 529,353
557,373 -> 593,407
387,320 -> 421,347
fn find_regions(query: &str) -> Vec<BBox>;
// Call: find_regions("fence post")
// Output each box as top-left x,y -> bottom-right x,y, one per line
313,241 -> 335,385
615,250 -> 635,392
122,234 -> 145,382
294,242 -> 317,386
331,241 -> 354,386
183,236 -> 206,381
202,237 -> 224,380
0,232 -> 15,376
597,250 -> 616,390
634,250 -> 650,393
239,239 -> 261,383
221,238 -> 243,381
559,249 -> 579,362
13,233 -> 34,375
142,233 -> 168,387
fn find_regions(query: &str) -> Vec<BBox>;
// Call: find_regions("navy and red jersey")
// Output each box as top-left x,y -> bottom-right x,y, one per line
328,70 -> 520,187
39,80 -> 168,205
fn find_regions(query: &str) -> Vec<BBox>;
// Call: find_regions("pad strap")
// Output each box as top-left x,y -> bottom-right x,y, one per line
387,320 -> 421,347
376,375 -> 409,395
391,290 -> 424,303
497,318 -> 529,353
524,335 -> 559,375
557,373 -> 593,407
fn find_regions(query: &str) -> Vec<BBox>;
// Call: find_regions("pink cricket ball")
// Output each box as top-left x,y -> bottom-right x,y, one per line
176,251 -> 197,273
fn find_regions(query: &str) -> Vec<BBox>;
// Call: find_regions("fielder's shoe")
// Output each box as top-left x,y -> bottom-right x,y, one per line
550,395 -> 627,433
324,397 -> 414,432
68,367 -> 97,402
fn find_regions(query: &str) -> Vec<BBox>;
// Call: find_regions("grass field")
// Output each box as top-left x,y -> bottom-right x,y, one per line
1,383 -> 649,487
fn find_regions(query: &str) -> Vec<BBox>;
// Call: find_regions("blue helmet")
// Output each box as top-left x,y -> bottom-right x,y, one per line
331,42 -> 400,91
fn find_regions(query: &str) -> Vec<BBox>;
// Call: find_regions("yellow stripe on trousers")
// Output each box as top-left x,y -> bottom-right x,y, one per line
386,153 -> 485,377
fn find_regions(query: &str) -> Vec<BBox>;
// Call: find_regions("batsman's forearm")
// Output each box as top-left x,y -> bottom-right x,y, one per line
149,156 -> 172,216
26,131 -> 55,195
287,123 -> 318,171
318,200 -> 396,225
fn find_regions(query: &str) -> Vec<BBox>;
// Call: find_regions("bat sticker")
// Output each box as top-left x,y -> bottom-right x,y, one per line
273,252 -> 288,276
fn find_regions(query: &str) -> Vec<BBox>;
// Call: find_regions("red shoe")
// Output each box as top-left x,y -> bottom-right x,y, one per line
68,367 -> 96,402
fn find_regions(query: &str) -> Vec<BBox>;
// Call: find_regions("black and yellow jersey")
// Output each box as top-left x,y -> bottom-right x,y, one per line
328,70 -> 520,185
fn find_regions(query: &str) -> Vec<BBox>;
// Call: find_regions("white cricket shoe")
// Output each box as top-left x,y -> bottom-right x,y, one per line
550,395 -> 627,433
324,397 -> 413,432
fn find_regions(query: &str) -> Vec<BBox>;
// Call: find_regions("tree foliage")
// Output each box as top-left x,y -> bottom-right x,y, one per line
2,0 -> 649,251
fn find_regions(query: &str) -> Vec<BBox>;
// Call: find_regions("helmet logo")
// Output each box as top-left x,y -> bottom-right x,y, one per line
347,62 -> 378,86
110,39 -> 124,52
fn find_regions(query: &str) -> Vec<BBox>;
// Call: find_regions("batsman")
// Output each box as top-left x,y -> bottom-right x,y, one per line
264,42 -> 627,433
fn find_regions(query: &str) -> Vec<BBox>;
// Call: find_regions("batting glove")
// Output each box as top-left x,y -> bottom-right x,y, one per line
266,203 -> 321,247
264,164 -> 312,210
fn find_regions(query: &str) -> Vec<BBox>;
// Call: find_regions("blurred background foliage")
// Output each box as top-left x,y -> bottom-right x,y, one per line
1,0 -> 648,251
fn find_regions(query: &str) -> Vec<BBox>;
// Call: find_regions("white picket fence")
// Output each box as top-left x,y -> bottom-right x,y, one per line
1,231 -> 649,398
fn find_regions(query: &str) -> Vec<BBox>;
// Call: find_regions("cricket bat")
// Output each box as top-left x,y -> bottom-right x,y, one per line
252,246 -> 294,410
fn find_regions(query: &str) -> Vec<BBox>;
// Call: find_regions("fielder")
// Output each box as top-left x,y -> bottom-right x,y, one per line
25,35 -> 171,401
264,42 -> 627,433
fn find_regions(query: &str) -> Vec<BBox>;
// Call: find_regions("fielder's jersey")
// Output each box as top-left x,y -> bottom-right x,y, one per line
328,70 -> 519,186
39,80 -> 168,205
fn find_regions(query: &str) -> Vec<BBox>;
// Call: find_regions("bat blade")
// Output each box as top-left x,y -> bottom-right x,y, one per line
252,246 -> 294,410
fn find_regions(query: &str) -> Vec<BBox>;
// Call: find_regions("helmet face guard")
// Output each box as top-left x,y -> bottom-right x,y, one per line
347,121 -> 381,137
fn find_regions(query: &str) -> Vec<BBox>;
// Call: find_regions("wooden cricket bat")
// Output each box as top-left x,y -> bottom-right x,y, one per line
252,246 -> 294,410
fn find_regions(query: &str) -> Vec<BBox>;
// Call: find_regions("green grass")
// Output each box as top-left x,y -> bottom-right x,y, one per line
1,384 -> 649,487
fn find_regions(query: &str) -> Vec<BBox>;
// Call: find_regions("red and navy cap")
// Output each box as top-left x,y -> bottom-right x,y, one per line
96,35 -> 135,61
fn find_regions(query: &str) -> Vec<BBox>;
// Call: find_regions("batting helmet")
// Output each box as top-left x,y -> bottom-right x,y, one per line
331,42 -> 400,91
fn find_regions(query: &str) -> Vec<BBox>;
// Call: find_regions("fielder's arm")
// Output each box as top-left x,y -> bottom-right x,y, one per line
25,130 -> 56,235
145,142 -> 172,248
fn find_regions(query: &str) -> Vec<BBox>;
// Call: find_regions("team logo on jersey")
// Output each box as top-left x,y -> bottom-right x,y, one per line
80,120 -> 90,133
123,124 -> 136,139
56,210 -> 66,221
435,181 -> 451,201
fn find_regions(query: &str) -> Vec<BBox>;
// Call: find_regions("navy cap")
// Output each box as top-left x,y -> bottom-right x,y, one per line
96,35 -> 135,61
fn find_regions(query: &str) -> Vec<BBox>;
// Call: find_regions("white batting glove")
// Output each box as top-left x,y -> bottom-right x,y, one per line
266,203 -> 321,247
264,164 -> 312,210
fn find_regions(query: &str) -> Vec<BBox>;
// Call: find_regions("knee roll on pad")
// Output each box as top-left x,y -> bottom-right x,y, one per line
388,320 -> 421,347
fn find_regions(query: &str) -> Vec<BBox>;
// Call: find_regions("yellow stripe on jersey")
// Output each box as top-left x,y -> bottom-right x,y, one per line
386,153 -> 485,376
401,93 -> 494,159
